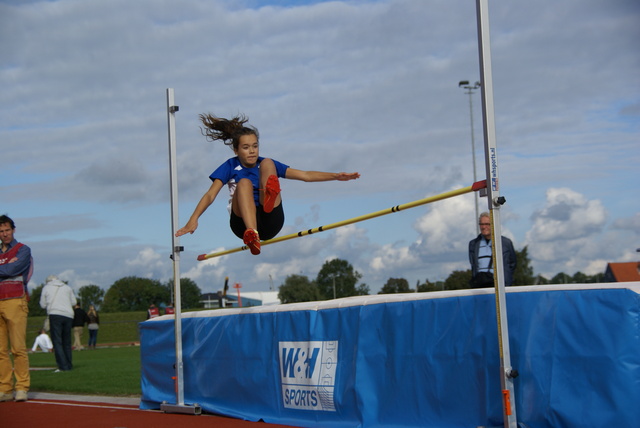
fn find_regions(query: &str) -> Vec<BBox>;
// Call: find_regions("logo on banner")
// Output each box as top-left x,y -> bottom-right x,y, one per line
490,147 -> 499,191
279,341 -> 338,412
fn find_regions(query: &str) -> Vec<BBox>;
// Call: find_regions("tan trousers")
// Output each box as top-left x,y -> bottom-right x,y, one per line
73,326 -> 84,350
0,296 -> 30,393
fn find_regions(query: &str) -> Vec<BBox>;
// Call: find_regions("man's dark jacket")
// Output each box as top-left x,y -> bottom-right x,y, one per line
468,235 -> 517,286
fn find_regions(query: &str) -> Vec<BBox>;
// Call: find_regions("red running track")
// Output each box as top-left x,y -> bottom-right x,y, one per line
0,393 -> 297,428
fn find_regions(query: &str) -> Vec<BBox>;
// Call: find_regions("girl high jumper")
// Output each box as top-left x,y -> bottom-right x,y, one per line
175,113 -> 360,255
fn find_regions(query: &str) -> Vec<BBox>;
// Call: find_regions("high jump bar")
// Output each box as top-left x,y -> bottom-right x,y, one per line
197,180 -> 487,261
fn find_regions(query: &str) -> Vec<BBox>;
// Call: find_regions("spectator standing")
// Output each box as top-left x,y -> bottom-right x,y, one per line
40,275 -> 76,372
87,305 -> 100,350
468,212 -> 517,288
0,215 -> 33,402
164,304 -> 175,315
72,304 -> 89,350
147,304 -> 160,319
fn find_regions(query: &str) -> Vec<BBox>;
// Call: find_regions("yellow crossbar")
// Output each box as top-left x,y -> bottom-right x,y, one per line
197,180 -> 486,261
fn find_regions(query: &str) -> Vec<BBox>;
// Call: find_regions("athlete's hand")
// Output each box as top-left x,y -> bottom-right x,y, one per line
337,172 -> 360,181
175,220 -> 198,237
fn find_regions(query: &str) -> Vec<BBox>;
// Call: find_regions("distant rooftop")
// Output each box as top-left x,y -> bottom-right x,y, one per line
604,262 -> 640,282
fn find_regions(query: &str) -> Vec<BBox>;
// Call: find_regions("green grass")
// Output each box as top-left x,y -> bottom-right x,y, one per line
27,311 -> 146,346
26,309 -> 211,396
27,311 -> 148,396
29,346 -> 142,396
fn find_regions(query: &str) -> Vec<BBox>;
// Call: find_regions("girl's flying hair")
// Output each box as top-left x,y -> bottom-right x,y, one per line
199,113 -> 259,151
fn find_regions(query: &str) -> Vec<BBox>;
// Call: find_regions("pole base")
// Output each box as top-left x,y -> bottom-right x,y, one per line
161,402 -> 202,415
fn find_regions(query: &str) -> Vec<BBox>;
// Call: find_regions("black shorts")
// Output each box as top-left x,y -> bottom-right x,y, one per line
230,203 -> 284,241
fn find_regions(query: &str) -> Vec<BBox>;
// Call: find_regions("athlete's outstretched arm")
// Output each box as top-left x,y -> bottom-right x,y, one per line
175,179 -> 224,237
285,169 -> 360,182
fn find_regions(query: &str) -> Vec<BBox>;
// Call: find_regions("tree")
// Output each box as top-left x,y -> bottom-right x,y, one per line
534,275 -> 549,285
78,285 -> 105,309
355,283 -> 370,296
444,270 -> 473,290
315,259 -> 363,299
571,271 -> 589,284
379,277 -> 413,294
417,280 -> 444,292
166,278 -> 203,309
588,272 -> 605,283
550,272 -> 572,284
102,276 -> 169,312
513,246 -> 535,286
537,271 -> 603,285
28,283 -> 47,316
278,274 -> 320,304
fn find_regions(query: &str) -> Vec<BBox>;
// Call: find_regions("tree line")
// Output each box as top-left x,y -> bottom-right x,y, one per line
28,276 -> 202,315
278,246 -> 606,303
27,245 -> 606,313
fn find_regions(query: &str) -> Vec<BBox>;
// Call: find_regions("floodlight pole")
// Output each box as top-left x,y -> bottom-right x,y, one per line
475,2 -> 519,428
161,88 -> 201,415
458,80 -> 481,234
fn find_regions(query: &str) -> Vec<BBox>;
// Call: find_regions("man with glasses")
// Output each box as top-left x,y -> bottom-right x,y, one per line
468,212 -> 517,288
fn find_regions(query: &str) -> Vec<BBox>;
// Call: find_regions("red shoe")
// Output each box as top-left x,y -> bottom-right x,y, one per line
262,175 -> 281,213
243,229 -> 261,255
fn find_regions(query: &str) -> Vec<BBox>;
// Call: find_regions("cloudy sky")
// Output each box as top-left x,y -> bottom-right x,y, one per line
2,0 -> 638,296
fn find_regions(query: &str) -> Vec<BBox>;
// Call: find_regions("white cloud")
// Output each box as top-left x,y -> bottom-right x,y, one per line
527,188 -> 607,242
180,252 -> 224,283
370,244 -> 419,273
414,190 -> 477,255
126,247 -> 163,268
525,189 -> 638,278
613,213 -> 640,231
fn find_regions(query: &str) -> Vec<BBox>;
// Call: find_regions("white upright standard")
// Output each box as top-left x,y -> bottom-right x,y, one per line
160,88 -> 201,415
475,2 -> 519,427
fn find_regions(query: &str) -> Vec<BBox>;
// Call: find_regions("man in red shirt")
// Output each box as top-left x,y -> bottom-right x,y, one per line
0,215 -> 33,402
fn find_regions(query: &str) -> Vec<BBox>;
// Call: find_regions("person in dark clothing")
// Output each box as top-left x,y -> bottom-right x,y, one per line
468,212 -> 517,288
72,304 -> 89,350
86,305 -> 100,350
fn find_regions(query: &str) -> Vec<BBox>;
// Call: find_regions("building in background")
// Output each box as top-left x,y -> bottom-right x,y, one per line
604,262 -> 640,282
200,291 -> 280,309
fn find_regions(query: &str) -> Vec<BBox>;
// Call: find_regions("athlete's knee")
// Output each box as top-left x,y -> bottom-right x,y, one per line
260,158 -> 276,174
236,178 -> 253,190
